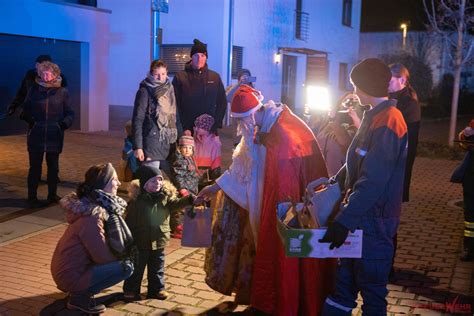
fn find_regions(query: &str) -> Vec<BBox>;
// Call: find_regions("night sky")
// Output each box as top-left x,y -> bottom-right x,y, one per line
361,0 -> 429,32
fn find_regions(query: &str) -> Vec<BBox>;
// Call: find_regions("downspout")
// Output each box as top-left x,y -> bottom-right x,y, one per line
225,0 -> 234,126
152,9 -> 160,60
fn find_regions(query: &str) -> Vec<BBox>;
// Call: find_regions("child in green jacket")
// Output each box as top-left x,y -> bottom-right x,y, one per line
123,161 -> 193,301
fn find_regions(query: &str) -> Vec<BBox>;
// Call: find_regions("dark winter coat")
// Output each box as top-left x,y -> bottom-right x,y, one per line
390,86 -> 420,201
132,81 -> 183,161
172,62 -> 227,132
334,100 -> 407,259
20,84 -> 74,153
172,151 -> 200,195
125,180 -> 193,250
8,69 -> 67,114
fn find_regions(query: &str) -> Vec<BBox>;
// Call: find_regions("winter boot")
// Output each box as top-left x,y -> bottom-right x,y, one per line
67,293 -> 106,314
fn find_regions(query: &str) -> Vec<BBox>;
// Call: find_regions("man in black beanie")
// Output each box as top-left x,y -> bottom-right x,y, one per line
172,39 -> 226,133
319,58 -> 408,315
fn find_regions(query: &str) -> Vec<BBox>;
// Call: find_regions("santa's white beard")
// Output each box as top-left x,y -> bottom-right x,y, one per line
229,119 -> 257,184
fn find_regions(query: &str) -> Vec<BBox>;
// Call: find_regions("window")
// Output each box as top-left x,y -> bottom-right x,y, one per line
159,45 -> 192,75
342,0 -> 352,27
295,0 -> 309,41
231,46 -> 244,79
339,63 -> 348,90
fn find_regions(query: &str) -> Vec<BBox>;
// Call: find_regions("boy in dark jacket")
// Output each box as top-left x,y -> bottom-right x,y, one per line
123,162 -> 193,301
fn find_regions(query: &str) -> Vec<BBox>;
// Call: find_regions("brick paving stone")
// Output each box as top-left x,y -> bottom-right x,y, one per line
169,294 -> 200,306
186,273 -> 206,282
169,285 -> 197,296
184,265 -> 205,275
165,268 -> 190,279
388,291 -> 416,299
412,307 -> 443,315
181,258 -> 204,267
166,276 -> 193,287
190,282 -> 213,291
194,290 -> 223,301
143,299 -> 178,310
388,305 -> 411,314
121,302 -> 153,314
176,305 -> 206,314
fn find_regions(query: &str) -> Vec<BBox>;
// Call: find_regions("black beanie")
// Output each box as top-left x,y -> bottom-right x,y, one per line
350,58 -> 391,97
190,39 -> 208,58
36,55 -> 52,63
136,161 -> 162,190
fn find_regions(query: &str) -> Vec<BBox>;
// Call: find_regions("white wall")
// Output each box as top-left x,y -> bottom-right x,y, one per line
99,0 -> 151,107
0,0 -> 111,131
160,0 -> 229,82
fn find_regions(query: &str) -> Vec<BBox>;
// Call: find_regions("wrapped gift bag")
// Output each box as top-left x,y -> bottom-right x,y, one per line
182,205 -> 212,247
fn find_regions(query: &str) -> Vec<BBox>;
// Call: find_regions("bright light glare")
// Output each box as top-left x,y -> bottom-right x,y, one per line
306,86 -> 331,112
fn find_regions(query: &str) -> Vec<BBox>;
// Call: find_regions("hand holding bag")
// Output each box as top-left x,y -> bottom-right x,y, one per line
181,204 -> 212,247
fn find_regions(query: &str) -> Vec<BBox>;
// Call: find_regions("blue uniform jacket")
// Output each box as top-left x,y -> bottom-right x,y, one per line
334,99 -> 407,259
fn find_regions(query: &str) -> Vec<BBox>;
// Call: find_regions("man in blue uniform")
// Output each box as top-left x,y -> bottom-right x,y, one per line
320,58 -> 408,315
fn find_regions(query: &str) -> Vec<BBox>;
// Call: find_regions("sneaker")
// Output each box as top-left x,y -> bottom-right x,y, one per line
67,294 -> 106,314
146,290 -> 169,300
27,198 -> 47,209
47,194 -> 61,204
123,292 -> 141,302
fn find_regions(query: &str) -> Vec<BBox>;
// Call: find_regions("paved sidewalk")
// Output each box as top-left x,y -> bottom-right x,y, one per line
0,127 -> 473,315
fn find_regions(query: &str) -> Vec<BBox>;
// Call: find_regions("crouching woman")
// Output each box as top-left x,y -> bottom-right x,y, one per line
51,163 -> 134,314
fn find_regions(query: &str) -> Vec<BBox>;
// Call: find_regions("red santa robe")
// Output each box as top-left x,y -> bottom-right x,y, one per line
251,106 -> 335,315
215,104 -> 336,315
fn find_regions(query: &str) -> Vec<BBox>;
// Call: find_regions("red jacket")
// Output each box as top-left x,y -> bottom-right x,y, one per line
51,193 -> 117,293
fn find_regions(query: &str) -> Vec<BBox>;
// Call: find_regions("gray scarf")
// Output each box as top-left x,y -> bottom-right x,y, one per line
144,73 -> 178,144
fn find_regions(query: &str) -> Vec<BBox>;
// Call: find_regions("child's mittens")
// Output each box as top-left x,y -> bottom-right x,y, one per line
179,189 -> 189,197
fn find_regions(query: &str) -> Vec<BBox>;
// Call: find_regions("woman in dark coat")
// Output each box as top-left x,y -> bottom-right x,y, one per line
20,61 -> 74,208
388,63 -> 421,202
132,60 -> 182,178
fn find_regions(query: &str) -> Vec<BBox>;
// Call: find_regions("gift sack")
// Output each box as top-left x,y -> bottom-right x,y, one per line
182,205 -> 212,247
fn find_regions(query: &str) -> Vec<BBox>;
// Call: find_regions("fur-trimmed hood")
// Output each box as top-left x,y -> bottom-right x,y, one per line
127,179 -> 178,202
59,192 -> 107,224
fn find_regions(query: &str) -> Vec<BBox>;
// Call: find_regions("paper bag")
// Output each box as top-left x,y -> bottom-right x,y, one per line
181,205 -> 212,247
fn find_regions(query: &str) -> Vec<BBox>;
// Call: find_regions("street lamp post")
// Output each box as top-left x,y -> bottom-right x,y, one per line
400,23 -> 407,50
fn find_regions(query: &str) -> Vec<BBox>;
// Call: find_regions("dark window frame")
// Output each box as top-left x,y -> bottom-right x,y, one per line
232,46 -> 244,79
342,0 -> 352,27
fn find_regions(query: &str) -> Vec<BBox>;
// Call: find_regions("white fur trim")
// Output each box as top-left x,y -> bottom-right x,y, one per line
230,103 -> 262,118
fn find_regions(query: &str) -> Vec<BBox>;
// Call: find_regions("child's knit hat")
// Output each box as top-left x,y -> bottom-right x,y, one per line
136,161 -> 162,190
194,114 -> 214,132
179,135 -> 195,147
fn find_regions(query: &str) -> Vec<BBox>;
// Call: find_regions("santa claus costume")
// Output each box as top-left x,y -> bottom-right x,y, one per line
204,85 -> 336,315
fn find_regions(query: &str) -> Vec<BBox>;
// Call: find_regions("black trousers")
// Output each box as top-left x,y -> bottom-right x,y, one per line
28,151 -> 59,200
463,155 -> 474,251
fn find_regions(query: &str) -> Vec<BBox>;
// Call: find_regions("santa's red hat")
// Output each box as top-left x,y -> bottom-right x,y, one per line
230,84 -> 262,118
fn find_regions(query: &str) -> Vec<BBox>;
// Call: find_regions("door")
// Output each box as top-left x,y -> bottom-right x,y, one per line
281,55 -> 297,109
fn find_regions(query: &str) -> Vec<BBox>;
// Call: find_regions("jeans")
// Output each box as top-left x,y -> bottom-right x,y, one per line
123,248 -> 165,295
86,260 -> 134,295
322,258 -> 392,316
28,151 -> 59,200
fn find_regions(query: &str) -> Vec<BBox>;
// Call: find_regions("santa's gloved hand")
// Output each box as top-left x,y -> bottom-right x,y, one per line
319,221 -> 349,250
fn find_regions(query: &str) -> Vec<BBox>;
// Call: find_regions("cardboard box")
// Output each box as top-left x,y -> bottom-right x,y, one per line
277,202 -> 362,258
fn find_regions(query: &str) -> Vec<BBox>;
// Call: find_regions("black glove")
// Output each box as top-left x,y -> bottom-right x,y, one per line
59,121 -> 68,130
319,221 -> 349,250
